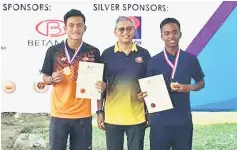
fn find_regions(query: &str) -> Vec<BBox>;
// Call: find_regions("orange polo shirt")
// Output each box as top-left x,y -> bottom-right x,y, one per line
41,41 -> 101,118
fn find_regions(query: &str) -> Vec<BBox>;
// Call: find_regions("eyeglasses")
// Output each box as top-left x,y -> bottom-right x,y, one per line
117,26 -> 133,33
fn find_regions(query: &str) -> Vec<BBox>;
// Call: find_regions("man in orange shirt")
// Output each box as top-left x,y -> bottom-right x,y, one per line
41,9 -> 105,150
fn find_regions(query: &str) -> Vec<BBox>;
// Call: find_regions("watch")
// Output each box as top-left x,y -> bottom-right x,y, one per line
96,110 -> 104,115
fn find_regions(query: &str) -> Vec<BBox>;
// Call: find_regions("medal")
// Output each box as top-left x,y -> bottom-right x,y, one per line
63,66 -> 71,75
170,82 -> 179,91
163,48 -> 181,90
64,40 -> 83,75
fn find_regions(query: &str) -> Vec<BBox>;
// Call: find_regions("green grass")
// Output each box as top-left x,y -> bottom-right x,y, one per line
193,124 -> 237,150
1,113 -> 237,150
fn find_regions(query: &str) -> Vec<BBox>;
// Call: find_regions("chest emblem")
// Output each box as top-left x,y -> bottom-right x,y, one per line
135,56 -> 143,63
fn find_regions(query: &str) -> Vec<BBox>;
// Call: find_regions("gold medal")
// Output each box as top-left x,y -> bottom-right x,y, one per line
63,67 -> 71,75
170,82 -> 179,90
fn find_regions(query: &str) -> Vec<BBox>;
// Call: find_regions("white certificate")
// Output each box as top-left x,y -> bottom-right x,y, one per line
76,61 -> 104,100
139,74 -> 174,113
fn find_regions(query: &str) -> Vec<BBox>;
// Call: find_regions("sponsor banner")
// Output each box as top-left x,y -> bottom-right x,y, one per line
2,1 -> 237,112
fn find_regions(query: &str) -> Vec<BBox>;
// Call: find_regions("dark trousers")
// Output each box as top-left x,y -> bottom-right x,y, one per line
105,123 -> 146,150
150,121 -> 193,150
50,117 -> 92,150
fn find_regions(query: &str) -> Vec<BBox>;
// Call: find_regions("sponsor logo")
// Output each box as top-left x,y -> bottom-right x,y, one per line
128,16 -> 142,39
33,81 -> 49,93
35,19 -> 65,37
3,80 -> 16,93
61,57 -> 67,62
28,19 -> 64,47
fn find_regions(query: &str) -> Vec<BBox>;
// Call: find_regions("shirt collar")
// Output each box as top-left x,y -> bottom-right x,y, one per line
114,42 -> 137,53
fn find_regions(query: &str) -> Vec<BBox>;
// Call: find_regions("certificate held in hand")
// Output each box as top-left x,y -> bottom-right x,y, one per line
76,61 -> 104,100
139,75 -> 174,113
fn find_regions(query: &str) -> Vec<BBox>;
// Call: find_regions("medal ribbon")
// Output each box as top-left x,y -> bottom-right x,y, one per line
64,40 -> 83,64
163,48 -> 180,79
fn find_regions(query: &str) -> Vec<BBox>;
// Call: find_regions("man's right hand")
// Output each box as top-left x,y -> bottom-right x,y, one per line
97,113 -> 105,130
52,70 -> 64,83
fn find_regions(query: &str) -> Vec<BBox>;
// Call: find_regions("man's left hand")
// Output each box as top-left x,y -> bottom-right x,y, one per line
95,81 -> 106,93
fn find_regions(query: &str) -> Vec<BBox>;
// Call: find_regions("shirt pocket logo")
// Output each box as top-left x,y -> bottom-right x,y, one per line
135,56 -> 143,63
61,57 -> 66,62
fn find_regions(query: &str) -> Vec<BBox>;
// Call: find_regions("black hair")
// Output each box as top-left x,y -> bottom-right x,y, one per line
64,9 -> 86,24
160,18 -> 180,32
